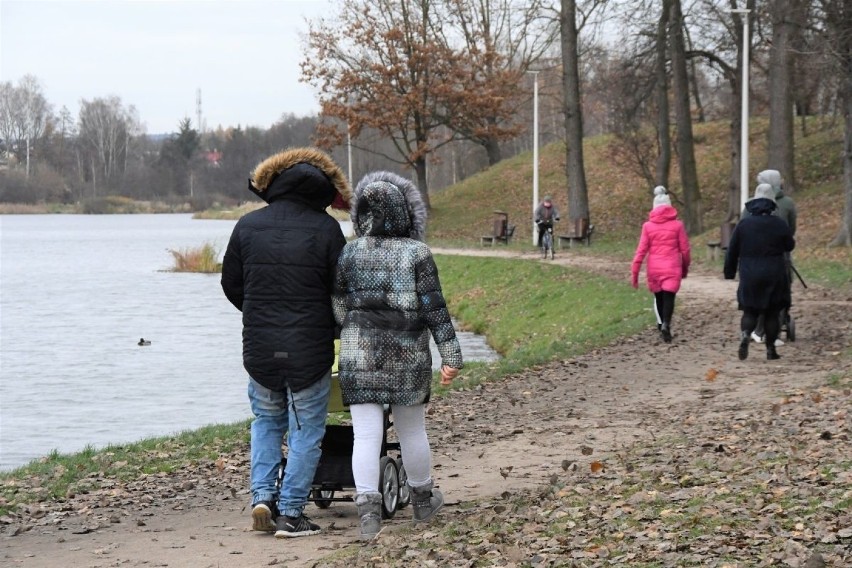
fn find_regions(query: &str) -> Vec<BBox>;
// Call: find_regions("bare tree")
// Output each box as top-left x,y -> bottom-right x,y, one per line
560,0 -> 593,229
78,96 -> 140,193
435,0 -> 556,165
0,75 -> 51,177
764,0 -> 798,192
655,0 -> 673,189
821,0 -> 852,246
670,0 -> 703,234
303,0 -> 461,206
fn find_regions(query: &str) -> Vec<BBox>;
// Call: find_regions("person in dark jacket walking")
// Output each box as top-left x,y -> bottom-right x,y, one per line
332,171 -> 463,541
221,147 -> 351,538
724,183 -> 795,361
741,169 -> 798,345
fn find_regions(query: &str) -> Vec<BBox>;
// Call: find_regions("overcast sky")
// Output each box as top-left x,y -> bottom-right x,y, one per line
1,0 -> 331,135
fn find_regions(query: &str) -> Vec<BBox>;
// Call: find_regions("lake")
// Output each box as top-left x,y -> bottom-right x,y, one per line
0,214 -> 497,471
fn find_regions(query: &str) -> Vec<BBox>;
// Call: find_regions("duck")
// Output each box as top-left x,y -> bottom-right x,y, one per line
138,338 -> 151,346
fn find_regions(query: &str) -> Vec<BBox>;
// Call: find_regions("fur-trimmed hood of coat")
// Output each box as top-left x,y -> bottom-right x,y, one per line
248,147 -> 352,211
351,171 -> 427,240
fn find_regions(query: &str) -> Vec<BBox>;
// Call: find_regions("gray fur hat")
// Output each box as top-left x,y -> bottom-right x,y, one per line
352,171 -> 427,241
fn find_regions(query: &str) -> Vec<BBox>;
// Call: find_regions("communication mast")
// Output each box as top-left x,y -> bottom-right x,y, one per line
196,88 -> 203,133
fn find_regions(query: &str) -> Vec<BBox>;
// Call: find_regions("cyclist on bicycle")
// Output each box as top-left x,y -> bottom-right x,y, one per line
535,195 -> 560,247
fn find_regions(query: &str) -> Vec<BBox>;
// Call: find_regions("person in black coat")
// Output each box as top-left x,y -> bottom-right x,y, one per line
221,147 -> 351,538
724,183 -> 795,361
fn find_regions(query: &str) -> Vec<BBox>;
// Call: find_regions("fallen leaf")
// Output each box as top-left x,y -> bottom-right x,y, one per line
705,368 -> 718,382
590,461 -> 604,473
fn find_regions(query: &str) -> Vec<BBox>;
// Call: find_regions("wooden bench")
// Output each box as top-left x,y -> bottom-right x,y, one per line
557,218 -> 595,248
481,211 -> 515,246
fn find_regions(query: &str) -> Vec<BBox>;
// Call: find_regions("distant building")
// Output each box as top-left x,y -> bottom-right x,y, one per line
204,149 -> 222,167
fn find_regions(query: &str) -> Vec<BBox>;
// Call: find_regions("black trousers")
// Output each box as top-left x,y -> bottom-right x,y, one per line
742,308 -> 782,345
654,291 -> 676,327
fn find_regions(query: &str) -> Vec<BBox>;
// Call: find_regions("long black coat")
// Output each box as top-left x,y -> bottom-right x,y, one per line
724,198 -> 795,311
221,149 -> 350,393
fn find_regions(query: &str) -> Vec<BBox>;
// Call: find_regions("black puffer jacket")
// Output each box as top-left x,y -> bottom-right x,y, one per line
222,148 -> 351,392
724,198 -> 795,311
333,172 -> 463,406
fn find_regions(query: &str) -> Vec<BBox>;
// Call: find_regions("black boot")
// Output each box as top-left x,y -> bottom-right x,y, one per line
660,323 -> 672,343
766,344 -> 781,360
738,331 -> 750,360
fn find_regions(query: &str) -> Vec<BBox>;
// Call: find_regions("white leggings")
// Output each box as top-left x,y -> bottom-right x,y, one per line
349,403 -> 432,494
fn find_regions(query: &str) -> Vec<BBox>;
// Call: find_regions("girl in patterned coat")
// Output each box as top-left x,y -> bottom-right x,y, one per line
332,171 -> 464,541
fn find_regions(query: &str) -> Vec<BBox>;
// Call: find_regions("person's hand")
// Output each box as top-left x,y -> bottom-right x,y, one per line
440,365 -> 458,386
631,275 -> 639,289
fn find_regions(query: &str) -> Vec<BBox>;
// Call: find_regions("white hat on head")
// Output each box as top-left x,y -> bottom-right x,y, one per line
751,183 -> 776,203
653,186 -> 671,209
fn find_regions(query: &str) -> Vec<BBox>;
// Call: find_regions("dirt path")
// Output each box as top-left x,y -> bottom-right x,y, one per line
3,248 -> 850,567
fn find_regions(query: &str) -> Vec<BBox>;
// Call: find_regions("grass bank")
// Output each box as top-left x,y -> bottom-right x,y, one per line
0,255 -> 646,515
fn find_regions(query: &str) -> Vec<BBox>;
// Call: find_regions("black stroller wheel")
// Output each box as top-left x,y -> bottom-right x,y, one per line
378,456 -> 399,519
397,461 -> 410,509
312,488 -> 334,509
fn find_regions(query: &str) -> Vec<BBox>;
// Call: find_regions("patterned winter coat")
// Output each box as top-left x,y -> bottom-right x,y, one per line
631,205 -> 691,293
221,148 -> 351,393
332,172 -> 463,406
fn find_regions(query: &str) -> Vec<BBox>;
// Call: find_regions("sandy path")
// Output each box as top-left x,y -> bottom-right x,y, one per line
3,248 -> 849,567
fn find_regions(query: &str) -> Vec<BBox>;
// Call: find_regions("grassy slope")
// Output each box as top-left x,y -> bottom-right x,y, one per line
426,117 -> 850,274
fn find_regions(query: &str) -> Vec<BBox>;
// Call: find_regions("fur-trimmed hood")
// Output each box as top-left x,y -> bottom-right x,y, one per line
351,171 -> 427,240
248,147 -> 352,211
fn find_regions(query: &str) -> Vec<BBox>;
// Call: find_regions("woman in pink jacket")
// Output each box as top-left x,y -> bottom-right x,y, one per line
631,186 -> 691,343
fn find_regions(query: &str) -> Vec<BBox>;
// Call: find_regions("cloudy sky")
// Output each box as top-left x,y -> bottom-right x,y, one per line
1,0 -> 332,134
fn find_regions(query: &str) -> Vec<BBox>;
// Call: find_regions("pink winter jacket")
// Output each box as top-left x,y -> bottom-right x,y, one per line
631,205 -> 691,293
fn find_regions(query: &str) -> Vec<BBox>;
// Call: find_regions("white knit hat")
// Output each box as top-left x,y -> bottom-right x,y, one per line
653,186 -> 671,208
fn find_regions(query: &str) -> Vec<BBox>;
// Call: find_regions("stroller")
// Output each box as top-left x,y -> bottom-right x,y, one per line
277,366 -> 411,520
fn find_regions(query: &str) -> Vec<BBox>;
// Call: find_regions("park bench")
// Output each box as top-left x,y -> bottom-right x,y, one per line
707,221 -> 737,261
481,211 -> 515,246
557,218 -> 595,248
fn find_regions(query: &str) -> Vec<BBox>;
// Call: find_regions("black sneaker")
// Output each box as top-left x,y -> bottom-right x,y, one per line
274,514 -> 321,538
251,501 -> 278,532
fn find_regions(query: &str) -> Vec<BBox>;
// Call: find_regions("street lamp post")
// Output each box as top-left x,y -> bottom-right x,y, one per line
528,70 -> 539,246
730,8 -> 751,212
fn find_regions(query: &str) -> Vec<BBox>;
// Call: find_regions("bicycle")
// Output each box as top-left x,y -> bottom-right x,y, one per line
538,221 -> 555,260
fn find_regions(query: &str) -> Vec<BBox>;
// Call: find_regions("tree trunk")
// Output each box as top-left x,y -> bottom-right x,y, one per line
655,0 -> 671,189
830,0 -> 852,247
669,0 -> 702,234
483,135 -> 502,166
832,87 -> 852,246
414,156 -> 431,210
767,0 -> 796,193
560,0 -> 590,226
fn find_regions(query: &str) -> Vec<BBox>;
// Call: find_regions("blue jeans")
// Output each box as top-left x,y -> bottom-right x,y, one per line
248,371 -> 330,518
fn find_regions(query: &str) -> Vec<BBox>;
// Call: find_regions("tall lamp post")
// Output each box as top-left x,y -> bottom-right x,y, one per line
730,8 -> 751,212
528,70 -> 539,246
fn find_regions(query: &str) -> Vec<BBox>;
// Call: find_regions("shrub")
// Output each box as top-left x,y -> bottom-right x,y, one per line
168,242 -> 222,273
